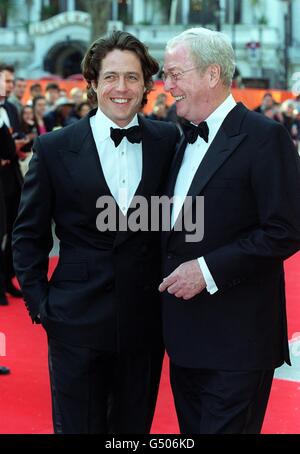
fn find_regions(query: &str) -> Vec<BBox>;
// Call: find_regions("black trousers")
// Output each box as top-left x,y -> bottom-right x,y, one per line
170,362 -> 274,434
48,336 -> 164,434
0,250 -> 5,295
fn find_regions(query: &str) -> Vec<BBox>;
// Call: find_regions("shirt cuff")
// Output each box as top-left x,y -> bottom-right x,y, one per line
197,257 -> 218,294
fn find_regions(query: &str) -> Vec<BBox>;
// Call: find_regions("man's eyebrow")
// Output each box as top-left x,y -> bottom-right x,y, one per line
102,71 -> 140,75
162,66 -> 180,72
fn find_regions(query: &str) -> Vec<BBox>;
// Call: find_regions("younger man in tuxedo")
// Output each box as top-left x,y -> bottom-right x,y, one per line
13,31 -> 179,433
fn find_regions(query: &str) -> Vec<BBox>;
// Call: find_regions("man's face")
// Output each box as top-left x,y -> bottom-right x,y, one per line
47,89 -> 60,104
163,43 -> 211,124
0,72 -> 5,98
3,70 -> 15,97
34,98 -> 46,116
93,49 -> 145,127
14,80 -> 27,99
263,95 -> 274,108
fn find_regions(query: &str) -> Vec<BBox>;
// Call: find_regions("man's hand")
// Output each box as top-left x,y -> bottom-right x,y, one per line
15,139 -> 29,159
159,259 -> 206,300
1,159 -> 10,167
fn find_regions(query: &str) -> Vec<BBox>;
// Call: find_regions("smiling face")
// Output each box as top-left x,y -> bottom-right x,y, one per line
163,43 -> 212,124
93,49 -> 145,127
3,69 -> 15,97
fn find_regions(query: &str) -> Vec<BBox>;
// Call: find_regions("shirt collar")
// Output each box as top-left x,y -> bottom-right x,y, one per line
94,108 -> 139,142
205,94 -> 236,139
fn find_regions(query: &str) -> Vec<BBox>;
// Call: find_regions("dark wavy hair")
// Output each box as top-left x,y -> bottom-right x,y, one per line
81,31 -> 159,107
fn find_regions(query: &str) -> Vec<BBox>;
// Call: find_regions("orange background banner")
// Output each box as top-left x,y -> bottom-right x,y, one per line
23,79 -> 295,113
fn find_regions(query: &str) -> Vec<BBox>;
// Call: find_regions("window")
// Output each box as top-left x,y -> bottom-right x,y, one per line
224,0 -> 241,24
189,0 -> 220,26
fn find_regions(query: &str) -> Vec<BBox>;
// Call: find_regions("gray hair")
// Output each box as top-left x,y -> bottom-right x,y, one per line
166,27 -> 235,88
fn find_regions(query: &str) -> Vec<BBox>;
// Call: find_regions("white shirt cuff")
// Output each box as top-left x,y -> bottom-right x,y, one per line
198,257 -> 218,295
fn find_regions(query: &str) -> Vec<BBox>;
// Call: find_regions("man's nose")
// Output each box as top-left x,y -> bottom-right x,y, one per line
116,76 -> 127,91
163,76 -> 175,92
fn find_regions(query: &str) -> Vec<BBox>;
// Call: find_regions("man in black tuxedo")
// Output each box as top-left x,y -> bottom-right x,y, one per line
159,27 -> 300,434
0,120 -> 17,307
13,31 -> 179,433
0,121 -> 15,373
0,64 -> 23,299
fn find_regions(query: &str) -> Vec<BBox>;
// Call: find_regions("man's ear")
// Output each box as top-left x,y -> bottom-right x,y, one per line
91,81 -> 97,92
208,65 -> 221,88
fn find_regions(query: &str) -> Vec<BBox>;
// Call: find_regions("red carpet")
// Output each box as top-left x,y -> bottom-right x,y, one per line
1,254 -> 300,434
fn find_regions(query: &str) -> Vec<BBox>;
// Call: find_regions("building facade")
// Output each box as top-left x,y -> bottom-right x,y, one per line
0,0 -> 299,88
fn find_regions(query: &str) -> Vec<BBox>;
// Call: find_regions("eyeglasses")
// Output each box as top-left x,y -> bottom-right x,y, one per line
161,66 -> 200,83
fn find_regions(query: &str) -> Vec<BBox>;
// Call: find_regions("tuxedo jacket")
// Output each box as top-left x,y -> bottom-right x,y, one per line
13,110 -> 179,352
162,103 -> 300,370
0,100 -> 23,198
0,122 -> 16,239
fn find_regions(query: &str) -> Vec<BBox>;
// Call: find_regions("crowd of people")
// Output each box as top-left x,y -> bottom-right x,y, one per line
1,26 -> 300,434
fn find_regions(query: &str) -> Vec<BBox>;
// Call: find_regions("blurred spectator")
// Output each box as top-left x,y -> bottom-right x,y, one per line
1,65 -> 14,97
0,64 -> 23,299
19,105 -> 36,176
75,101 -> 91,119
44,97 -> 76,131
8,77 -> 26,116
0,120 -> 16,307
32,95 -> 47,135
45,83 -> 60,112
27,83 -> 42,106
255,94 -> 283,123
262,103 -> 283,123
254,93 -> 275,114
59,89 -> 67,98
70,87 -> 84,106
294,94 -> 300,113
147,99 -> 168,121
281,101 -> 297,138
20,105 -> 36,146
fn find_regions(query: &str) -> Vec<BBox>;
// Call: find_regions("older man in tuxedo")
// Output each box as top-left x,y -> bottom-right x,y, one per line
159,27 -> 300,434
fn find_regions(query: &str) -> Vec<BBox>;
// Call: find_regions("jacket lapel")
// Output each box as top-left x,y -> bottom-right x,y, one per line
166,103 -> 249,244
58,110 -> 112,203
186,126 -> 247,199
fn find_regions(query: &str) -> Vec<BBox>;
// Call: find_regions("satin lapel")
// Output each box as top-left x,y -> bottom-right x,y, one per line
166,135 -> 187,199
58,112 -> 112,202
162,135 -> 187,250
186,127 -> 247,199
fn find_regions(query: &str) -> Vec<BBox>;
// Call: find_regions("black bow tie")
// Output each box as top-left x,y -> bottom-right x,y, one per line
182,121 -> 209,144
110,125 -> 142,147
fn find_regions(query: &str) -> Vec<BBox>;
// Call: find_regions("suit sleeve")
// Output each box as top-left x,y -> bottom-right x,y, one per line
0,122 -> 16,160
12,137 -> 53,321
204,122 -> 300,291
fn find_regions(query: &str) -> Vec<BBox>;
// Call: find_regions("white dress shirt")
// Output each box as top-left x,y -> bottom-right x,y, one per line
0,105 -> 11,128
171,94 -> 237,294
90,108 -> 142,215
